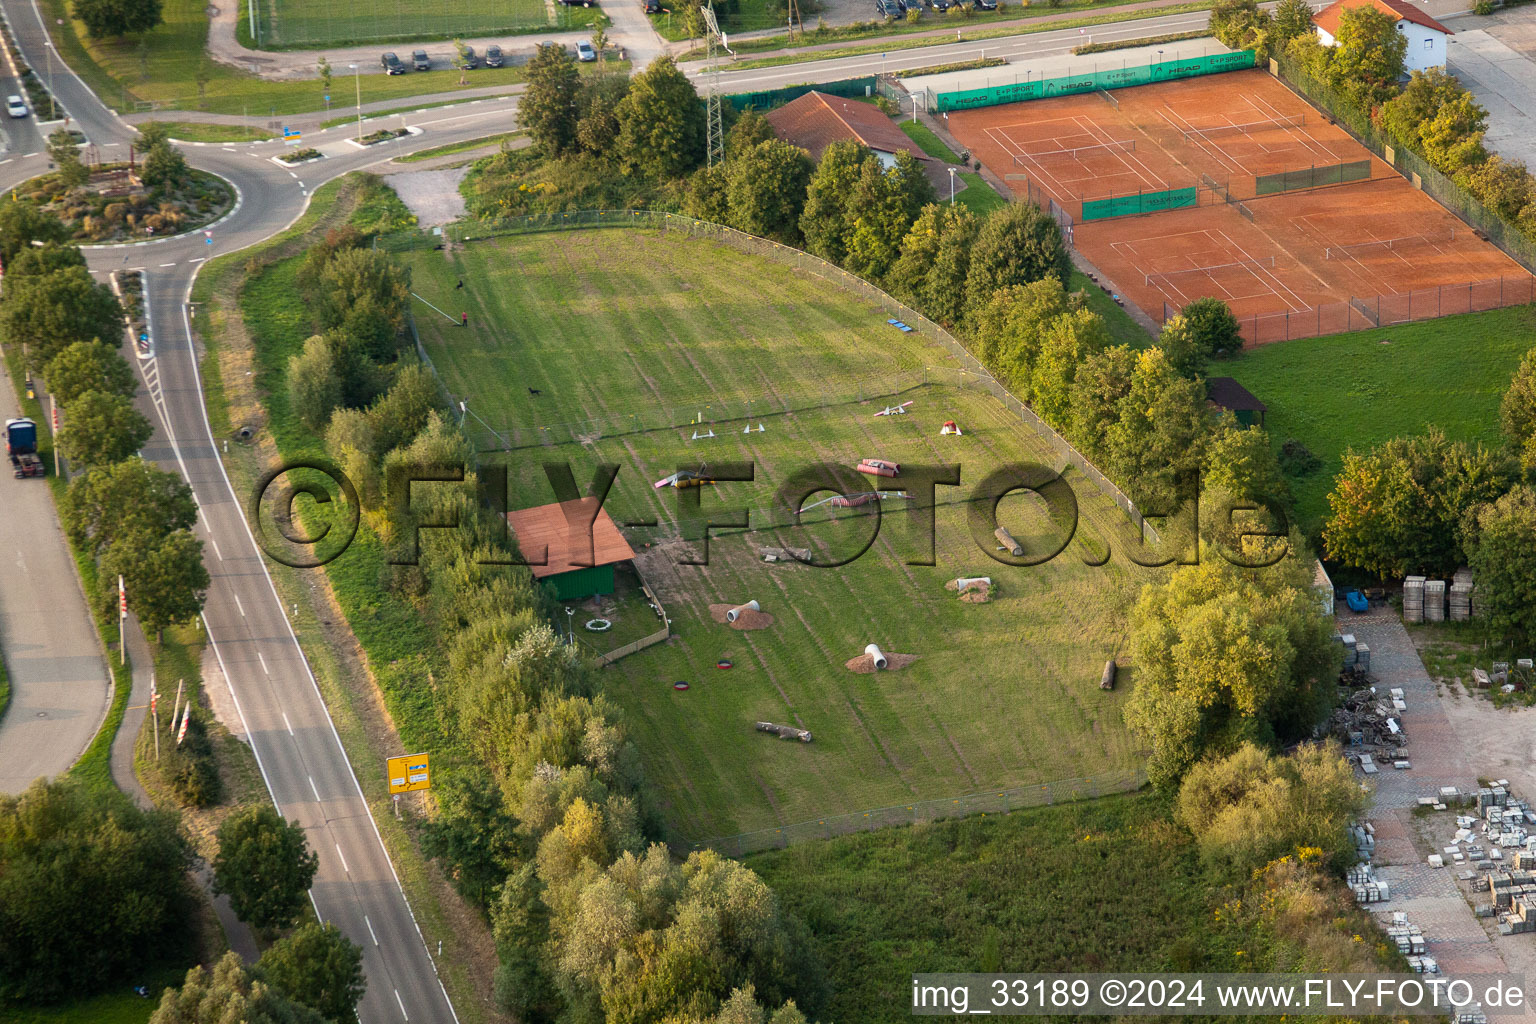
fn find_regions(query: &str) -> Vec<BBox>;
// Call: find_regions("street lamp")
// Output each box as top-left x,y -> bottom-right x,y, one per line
948,166 -> 955,205
349,62 -> 361,142
565,607 -> 575,645
1156,49 -> 1164,79
44,42 -> 57,120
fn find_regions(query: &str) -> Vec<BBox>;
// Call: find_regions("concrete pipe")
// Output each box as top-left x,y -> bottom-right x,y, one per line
726,600 -> 760,623
955,576 -> 992,592
865,643 -> 888,670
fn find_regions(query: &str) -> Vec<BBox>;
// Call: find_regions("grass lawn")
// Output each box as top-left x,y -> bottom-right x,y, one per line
401,227 -> 1158,842
2,992 -> 159,1024
954,171 -> 1004,216
147,120 -> 275,142
39,0 -> 541,116
396,129 -> 525,162
898,120 -> 960,163
1225,304 -> 1536,536
257,0 -> 551,48
748,790 -> 1217,1021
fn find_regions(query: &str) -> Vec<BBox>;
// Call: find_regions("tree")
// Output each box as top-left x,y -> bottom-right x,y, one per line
72,0 -> 163,37
64,457 -> 196,555
968,277 -> 1079,393
316,246 -> 411,346
56,389 -> 152,467
839,151 -> 934,281
0,201 -> 69,264
7,240 -> 86,280
45,339 -> 136,404
141,139 -> 190,193
522,42 -> 582,156
614,56 -> 705,179
887,202 -> 978,327
212,806 -> 319,932
1461,156 -> 1534,222
1124,554 -> 1338,789
48,127 -> 89,188
368,363 -> 440,455
1323,428 -> 1514,577
421,768 -> 523,909
683,163 -> 730,223
0,264 -> 123,363
1068,344 -> 1137,462
317,56 -> 333,102
1104,347 -> 1214,513
1381,68 -> 1485,172
1271,0 -> 1315,48
725,109 -> 775,160
1465,486 -> 1536,646
151,954 -> 327,1024
102,529 -> 209,637
258,923 -> 366,1023
1208,0 -> 1272,55
575,74 -> 629,154
1178,297 -> 1242,364
0,779 -> 190,1003
799,141 -> 869,265
725,140 -> 814,245
1177,742 -> 1365,875
966,202 -> 1071,318
1029,308 -> 1110,429
1330,5 -> 1407,107
1502,348 -> 1536,470
289,334 -> 347,431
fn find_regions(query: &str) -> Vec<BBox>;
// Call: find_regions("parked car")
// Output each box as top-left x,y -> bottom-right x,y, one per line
458,45 -> 479,68
875,0 -> 901,16
381,51 -> 405,74
5,94 -> 26,118
576,40 -> 596,62
484,44 -> 504,67
642,0 -> 661,11
973,0 -> 997,9
557,0 -> 594,7
412,49 -> 431,70
927,0 -> 951,11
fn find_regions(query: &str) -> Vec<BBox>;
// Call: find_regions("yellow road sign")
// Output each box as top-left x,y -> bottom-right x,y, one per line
387,752 -> 431,794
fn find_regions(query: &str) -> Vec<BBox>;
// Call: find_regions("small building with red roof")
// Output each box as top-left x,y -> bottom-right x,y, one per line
1311,0 -> 1452,74
764,90 -> 932,170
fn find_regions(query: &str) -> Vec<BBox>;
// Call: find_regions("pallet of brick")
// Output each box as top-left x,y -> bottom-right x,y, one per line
1403,576 -> 1425,623
1355,642 -> 1371,671
1425,579 -> 1447,621
1450,581 -> 1472,622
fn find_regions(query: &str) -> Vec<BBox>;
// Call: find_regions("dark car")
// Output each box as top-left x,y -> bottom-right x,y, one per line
381,51 -> 405,74
484,44 -> 504,67
556,0 -> 594,7
642,0 -> 661,11
458,45 -> 479,68
412,49 -> 430,70
973,0 -> 997,9
927,0 -> 951,11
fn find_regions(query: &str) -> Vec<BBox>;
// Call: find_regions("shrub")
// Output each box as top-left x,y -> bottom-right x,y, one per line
1278,437 -> 1322,476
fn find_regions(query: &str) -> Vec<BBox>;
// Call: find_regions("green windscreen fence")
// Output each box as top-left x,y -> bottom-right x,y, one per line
1255,159 -> 1371,195
726,78 -> 876,111
1082,187 -> 1197,221
932,50 -> 1257,111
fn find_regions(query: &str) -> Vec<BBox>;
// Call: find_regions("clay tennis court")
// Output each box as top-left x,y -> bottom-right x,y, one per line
947,68 -> 1532,343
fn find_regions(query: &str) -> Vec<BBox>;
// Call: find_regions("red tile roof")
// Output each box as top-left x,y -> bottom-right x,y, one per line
506,500 -> 636,579
1312,0 -> 1452,38
764,91 -> 930,164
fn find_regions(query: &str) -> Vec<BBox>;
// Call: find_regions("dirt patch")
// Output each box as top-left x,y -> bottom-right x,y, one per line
845,652 -> 919,673
708,603 -> 776,630
384,167 -> 470,228
958,585 -> 992,603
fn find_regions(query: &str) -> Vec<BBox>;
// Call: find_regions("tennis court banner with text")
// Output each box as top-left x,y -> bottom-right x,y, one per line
1082,187 -> 1198,221
932,50 -> 1257,112
1255,159 -> 1371,195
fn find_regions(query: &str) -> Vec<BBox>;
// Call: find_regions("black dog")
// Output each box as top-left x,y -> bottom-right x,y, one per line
528,388 -> 542,396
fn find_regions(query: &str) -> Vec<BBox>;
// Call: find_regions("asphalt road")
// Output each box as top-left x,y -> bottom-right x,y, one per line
0,379 -> 114,797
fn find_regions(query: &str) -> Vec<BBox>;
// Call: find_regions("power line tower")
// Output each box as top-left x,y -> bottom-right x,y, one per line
701,2 -> 726,167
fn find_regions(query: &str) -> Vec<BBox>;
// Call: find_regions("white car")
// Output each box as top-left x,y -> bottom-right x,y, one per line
576,40 -> 597,62
6,95 -> 27,119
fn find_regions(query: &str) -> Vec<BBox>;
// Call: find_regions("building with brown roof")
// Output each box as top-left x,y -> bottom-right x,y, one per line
506,499 -> 636,601
765,90 -> 932,169
1311,0 -> 1452,73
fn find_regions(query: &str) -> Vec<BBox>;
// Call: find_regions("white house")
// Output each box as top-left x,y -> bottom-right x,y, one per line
1312,0 -> 1453,74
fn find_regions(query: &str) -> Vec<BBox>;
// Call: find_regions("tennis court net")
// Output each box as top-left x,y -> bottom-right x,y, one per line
1014,139 -> 1135,164
1097,87 -> 1119,110
1325,230 -> 1457,260
1183,114 -> 1304,143
1147,256 -> 1275,287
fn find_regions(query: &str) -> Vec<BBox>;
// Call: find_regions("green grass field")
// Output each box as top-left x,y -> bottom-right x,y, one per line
253,0 -> 584,48
402,228 -> 1160,841
1225,305 -> 1536,535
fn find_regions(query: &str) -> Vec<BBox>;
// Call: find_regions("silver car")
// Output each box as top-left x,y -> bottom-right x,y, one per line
576,40 -> 597,62
6,95 -> 27,119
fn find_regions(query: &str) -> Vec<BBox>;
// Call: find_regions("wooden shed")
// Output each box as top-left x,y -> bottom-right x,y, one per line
506,500 -> 637,601
1206,377 -> 1268,427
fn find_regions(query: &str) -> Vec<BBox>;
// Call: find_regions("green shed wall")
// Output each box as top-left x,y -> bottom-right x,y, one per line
548,564 -> 616,602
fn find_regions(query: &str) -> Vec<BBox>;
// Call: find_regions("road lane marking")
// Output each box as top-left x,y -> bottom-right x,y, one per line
336,844 -> 349,874
366,915 -> 379,945
159,262 -> 177,267
395,989 -> 409,1020
309,775 -> 321,801
283,712 -> 294,735
208,534 -> 223,560
233,594 -> 245,616
257,651 -> 269,675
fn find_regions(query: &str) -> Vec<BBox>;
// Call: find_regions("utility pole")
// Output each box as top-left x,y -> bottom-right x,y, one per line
701,3 -> 725,168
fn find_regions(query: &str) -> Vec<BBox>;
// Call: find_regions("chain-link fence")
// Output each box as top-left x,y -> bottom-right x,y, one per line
392,211 -> 1161,541
687,768 -> 1148,857
1270,56 -> 1536,275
